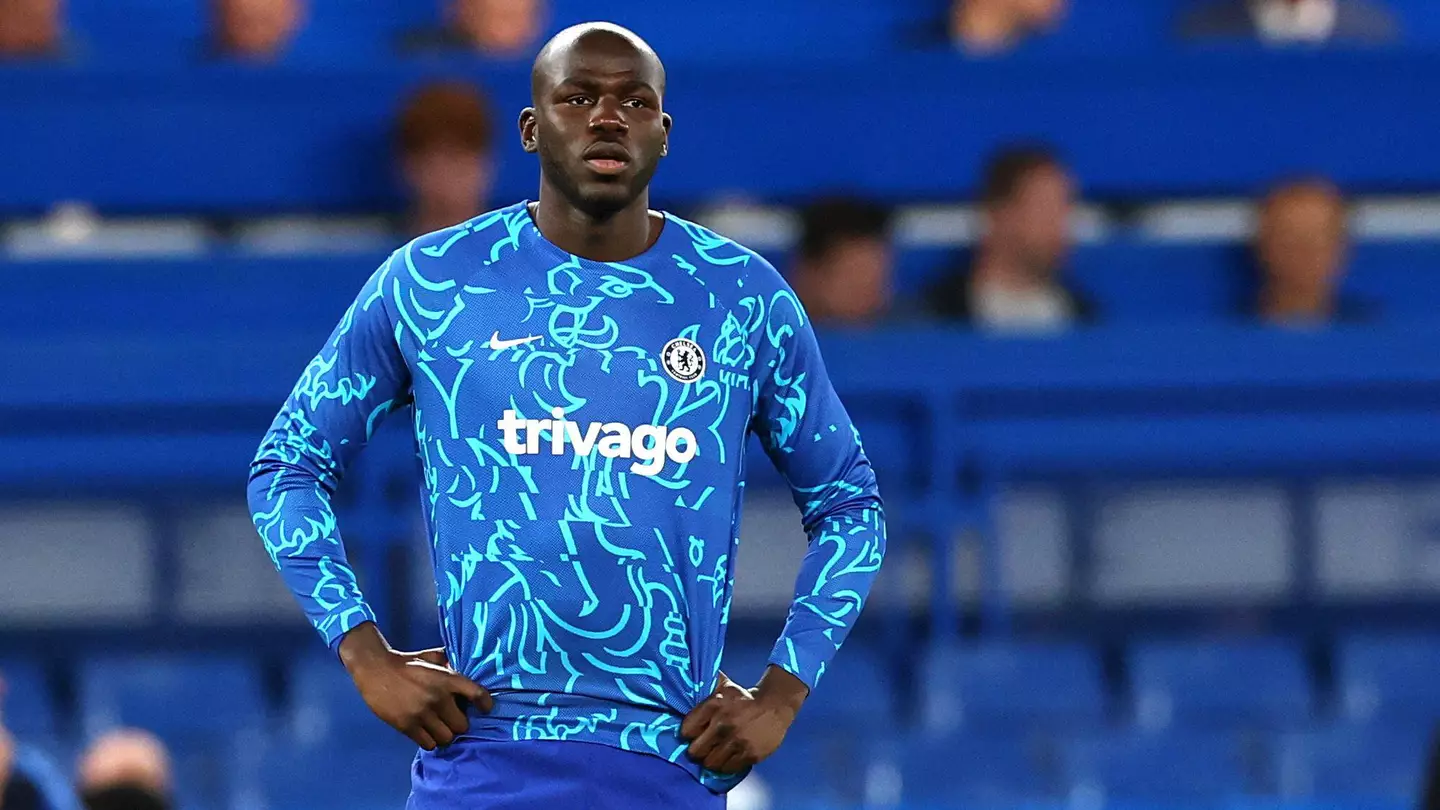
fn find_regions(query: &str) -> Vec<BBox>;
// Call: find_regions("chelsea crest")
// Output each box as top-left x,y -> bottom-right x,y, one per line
661,338 -> 705,384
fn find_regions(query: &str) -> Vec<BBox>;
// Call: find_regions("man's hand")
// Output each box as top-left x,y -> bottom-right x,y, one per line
680,666 -> 808,774
338,623 -> 493,751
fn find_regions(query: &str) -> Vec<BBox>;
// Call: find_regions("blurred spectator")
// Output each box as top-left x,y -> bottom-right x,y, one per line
1253,177 -> 1368,325
212,0 -> 307,62
0,0 -> 65,60
398,0 -> 545,58
0,673 -> 78,810
790,198 -> 901,327
949,0 -> 1066,55
1179,0 -> 1398,45
925,145 -> 1092,332
75,730 -> 172,810
395,81 -> 496,237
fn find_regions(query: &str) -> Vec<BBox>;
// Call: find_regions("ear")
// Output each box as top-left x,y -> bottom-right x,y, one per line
518,108 -> 539,154
661,112 -> 673,157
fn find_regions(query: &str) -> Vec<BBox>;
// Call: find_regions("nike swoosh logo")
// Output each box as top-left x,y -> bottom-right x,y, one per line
489,331 -> 542,351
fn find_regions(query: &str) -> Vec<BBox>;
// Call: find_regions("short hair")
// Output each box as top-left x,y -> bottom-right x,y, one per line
979,143 -> 1065,207
796,197 -> 892,262
395,81 -> 494,156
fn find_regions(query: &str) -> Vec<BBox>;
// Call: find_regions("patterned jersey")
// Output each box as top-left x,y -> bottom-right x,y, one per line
246,201 -> 887,791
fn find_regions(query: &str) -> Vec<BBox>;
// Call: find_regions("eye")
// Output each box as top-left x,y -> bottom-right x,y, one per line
623,98 -> 649,109
565,95 -> 594,106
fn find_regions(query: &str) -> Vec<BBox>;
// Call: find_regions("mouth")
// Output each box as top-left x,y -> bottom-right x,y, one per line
582,143 -> 631,175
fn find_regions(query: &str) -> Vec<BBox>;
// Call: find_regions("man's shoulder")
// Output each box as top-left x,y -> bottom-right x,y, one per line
659,211 -> 785,287
388,203 -> 533,282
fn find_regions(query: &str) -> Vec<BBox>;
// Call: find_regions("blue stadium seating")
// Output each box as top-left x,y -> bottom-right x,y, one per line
720,641 -> 898,730
1276,724 -> 1431,802
918,642 -> 1106,734
290,654 -> 391,742
751,731 -> 870,810
77,654 -> 266,742
888,732 -> 1056,805
251,735 -> 418,810
1335,634 -> 1440,723
1128,639 -> 1312,730
1061,730 -> 1255,803
0,660 -> 58,738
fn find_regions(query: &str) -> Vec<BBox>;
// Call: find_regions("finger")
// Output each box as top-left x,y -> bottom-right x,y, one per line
706,737 -> 746,772
718,745 -> 751,775
687,717 -> 733,762
414,648 -> 449,668
680,698 -> 720,741
408,724 -> 438,751
421,712 -> 456,749
447,672 -> 494,713
436,688 -> 470,736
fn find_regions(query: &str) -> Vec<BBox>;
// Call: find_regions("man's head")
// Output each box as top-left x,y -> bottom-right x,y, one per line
396,81 -> 496,233
0,0 -> 62,58
1255,177 -> 1349,296
792,198 -> 894,326
520,23 -> 671,220
980,144 -> 1074,279
213,0 -> 304,60
451,0 -> 544,55
76,729 -> 172,810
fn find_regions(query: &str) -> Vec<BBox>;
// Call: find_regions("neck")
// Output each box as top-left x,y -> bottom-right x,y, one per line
973,243 -> 1046,292
533,180 -> 659,262
1260,281 -> 1333,321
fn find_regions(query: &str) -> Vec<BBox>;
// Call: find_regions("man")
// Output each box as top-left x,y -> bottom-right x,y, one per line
394,81 -> 496,238
397,0 -> 545,58
74,730 -> 172,810
1252,177 -> 1369,324
948,0 -> 1067,55
212,0 -> 305,61
1178,0 -> 1398,45
0,0 -> 66,61
925,144 -> 1092,332
789,197 -> 898,327
248,21 -> 886,810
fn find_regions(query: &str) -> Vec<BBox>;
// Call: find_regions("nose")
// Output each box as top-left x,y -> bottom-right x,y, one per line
588,97 -> 628,136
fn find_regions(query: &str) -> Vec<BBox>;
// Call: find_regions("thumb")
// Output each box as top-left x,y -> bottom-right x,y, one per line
448,672 -> 494,713
413,648 -> 450,668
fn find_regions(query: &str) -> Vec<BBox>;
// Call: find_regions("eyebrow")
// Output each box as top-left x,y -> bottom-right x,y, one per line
555,75 -> 658,95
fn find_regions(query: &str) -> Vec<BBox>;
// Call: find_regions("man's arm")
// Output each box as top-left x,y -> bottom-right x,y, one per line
685,287 -> 887,773
246,252 -> 489,750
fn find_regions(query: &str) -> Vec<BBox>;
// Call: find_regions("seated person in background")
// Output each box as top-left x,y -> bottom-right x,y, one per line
949,0 -> 1067,55
398,0 -> 545,58
211,0 -> 306,61
1253,177 -> 1369,325
925,144 -> 1093,333
0,673 -> 78,810
0,0 -> 68,61
394,81 -> 496,238
790,197 -> 903,327
74,730 -> 172,810
1179,0 -> 1398,45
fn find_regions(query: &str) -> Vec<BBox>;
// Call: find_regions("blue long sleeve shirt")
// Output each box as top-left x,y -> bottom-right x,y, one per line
246,201 -> 886,791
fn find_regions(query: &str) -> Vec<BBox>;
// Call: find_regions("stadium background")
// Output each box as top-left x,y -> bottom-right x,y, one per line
5,0 -> 1440,808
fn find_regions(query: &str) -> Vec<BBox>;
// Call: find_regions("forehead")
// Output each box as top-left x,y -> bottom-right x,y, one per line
540,39 -> 662,90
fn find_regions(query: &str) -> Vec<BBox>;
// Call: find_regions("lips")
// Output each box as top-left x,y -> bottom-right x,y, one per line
582,143 -> 631,175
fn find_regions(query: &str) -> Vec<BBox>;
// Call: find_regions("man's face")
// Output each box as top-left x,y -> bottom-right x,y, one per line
992,164 -> 1074,275
1014,0 -> 1068,27
1257,188 -> 1347,292
454,0 -> 541,54
0,0 -> 61,56
523,37 -> 671,219
402,142 -> 492,216
217,0 -> 302,59
811,237 -> 894,324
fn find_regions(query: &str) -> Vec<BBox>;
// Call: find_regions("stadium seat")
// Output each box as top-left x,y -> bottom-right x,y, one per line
1128,639 -> 1312,729
290,654 -> 390,743
1276,724 -> 1431,802
77,654 -> 266,742
0,659 -> 58,738
251,735 -> 418,810
1061,730 -> 1255,803
1335,634 -> 1440,722
750,729 -> 870,810
888,732 -> 1056,805
919,641 -> 1106,734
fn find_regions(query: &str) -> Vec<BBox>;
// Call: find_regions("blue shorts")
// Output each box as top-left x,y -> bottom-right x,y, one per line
406,739 -> 727,810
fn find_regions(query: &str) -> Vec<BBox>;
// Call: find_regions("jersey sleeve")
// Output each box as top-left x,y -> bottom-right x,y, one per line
246,253 -> 411,649
748,284 -> 888,692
